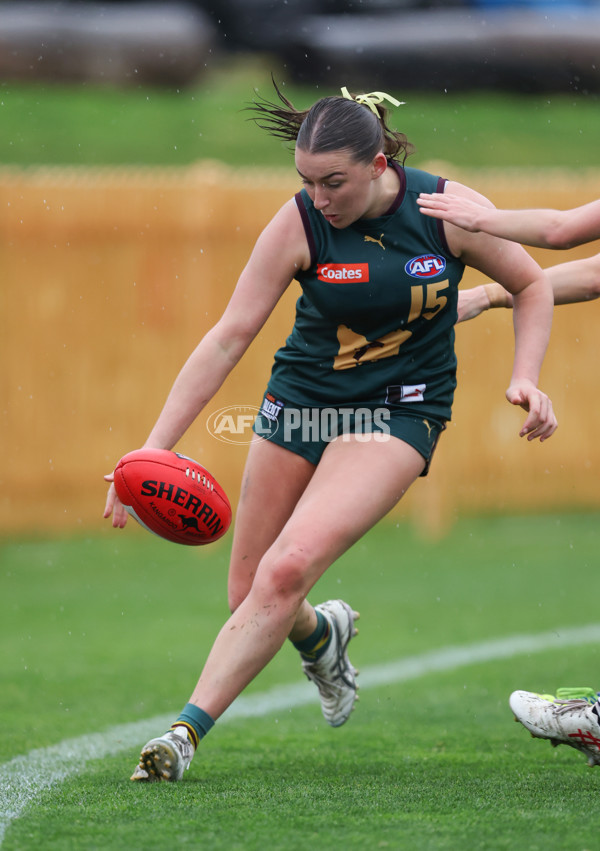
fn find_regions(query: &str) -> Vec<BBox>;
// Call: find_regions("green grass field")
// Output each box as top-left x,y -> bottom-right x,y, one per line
2,514 -> 600,850
1,55 -> 599,169
3,55 -> 600,849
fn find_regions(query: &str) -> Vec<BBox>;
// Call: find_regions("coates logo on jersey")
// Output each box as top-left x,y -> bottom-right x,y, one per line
405,254 -> 446,279
317,263 -> 369,283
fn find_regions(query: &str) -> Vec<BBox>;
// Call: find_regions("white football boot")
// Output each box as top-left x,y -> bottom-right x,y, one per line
301,599 -> 359,727
130,729 -> 194,782
509,689 -> 600,767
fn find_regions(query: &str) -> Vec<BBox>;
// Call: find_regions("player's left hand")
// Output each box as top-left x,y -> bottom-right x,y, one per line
506,379 -> 558,442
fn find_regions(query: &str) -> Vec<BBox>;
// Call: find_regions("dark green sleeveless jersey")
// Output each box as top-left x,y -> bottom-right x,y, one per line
267,164 -> 465,421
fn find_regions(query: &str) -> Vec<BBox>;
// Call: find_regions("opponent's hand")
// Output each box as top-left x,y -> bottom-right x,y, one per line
456,284 -> 514,324
456,286 -> 491,323
417,192 -> 485,232
505,379 -> 558,442
103,472 -> 129,528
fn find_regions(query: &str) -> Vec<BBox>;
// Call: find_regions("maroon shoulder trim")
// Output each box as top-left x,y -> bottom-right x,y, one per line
294,191 -> 317,268
385,160 -> 407,215
436,177 -> 452,255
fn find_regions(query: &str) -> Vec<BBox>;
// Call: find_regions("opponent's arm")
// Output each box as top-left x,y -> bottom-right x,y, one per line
457,252 -> 600,322
542,253 -> 600,304
456,282 -> 512,324
418,194 -> 600,250
443,181 -> 557,442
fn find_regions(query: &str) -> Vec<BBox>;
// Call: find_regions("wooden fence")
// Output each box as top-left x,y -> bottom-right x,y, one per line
2,163 -> 599,538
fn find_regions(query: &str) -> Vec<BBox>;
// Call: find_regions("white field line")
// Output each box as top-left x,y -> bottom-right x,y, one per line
2,622 -> 600,844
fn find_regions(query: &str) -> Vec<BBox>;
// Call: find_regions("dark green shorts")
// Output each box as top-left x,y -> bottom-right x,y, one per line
252,391 -> 446,476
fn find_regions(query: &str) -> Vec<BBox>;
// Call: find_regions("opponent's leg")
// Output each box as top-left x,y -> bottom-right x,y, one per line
509,689 -> 600,767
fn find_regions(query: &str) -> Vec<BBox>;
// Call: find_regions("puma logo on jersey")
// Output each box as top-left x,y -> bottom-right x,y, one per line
364,233 -> 385,250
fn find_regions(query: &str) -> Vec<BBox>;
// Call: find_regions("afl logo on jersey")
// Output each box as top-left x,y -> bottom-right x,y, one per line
405,254 -> 446,278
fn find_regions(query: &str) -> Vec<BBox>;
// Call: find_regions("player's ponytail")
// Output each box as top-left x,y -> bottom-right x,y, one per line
247,79 -> 414,165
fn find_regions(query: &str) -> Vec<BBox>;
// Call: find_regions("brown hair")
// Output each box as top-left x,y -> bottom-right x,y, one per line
247,80 -> 414,165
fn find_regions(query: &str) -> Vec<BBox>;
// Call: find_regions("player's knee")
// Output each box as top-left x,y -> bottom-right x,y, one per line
257,545 -> 315,604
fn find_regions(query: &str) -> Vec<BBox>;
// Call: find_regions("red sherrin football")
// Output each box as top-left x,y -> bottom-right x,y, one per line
113,449 -> 232,546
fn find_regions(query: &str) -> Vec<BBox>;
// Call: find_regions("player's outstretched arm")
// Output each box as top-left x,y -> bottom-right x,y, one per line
141,200 -> 308,453
443,180 -> 557,441
103,199 -> 309,528
418,193 -> 600,250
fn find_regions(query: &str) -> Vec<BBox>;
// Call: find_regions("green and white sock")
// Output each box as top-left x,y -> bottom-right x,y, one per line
292,610 -> 331,661
170,703 -> 215,749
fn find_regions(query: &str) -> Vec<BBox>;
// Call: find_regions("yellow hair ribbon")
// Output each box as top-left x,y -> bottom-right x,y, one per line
340,87 -> 405,115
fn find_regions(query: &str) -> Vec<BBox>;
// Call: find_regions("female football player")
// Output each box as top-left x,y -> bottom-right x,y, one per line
418,190 -> 600,767
104,82 -> 557,782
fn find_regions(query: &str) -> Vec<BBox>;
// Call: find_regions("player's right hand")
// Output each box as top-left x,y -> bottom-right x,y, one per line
103,472 -> 129,528
505,379 -> 558,442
